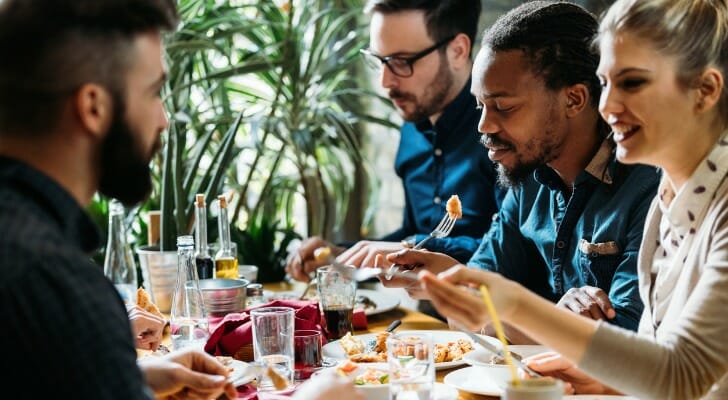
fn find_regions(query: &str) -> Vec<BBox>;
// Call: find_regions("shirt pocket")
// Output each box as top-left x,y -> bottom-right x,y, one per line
578,239 -> 621,289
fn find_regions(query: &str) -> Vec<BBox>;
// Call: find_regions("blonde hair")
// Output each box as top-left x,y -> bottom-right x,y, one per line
598,0 -> 728,127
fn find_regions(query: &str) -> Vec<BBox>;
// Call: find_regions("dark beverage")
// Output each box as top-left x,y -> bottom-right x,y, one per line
195,256 -> 214,279
323,306 -> 353,340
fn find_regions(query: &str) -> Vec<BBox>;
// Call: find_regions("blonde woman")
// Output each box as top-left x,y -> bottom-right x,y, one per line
392,0 -> 728,399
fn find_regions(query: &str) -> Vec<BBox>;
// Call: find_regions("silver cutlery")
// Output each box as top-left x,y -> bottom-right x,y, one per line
365,319 -> 401,352
386,211 -> 458,280
452,322 -> 542,378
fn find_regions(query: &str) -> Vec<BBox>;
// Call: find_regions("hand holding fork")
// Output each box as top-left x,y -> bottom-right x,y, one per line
386,210 -> 459,280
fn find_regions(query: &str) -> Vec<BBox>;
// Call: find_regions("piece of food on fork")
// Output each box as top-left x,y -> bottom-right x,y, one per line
446,194 -> 462,220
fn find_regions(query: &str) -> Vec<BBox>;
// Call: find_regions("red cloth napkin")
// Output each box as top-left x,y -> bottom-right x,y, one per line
352,308 -> 367,329
205,299 -> 327,356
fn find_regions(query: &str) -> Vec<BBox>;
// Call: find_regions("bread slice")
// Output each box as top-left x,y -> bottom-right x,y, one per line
137,287 -> 163,318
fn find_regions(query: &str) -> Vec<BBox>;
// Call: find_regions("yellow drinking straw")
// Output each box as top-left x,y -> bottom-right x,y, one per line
479,284 -> 520,386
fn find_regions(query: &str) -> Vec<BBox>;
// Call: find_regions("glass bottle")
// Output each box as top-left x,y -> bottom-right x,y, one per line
215,195 -> 238,279
170,235 -> 209,350
103,199 -> 137,304
245,283 -> 265,308
194,194 -> 213,280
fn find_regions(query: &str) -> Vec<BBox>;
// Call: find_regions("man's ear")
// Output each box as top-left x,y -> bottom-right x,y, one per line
695,67 -> 723,113
448,32 -> 472,70
74,83 -> 113,139
564,83 -> 589,118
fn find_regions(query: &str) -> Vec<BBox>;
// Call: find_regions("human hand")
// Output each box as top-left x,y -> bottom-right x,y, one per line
524,351 -> 622,395
336,240 -> 404,268
138,348 -> 237,400
557,286 -> 615,321
419,265 -> 521,331
285,237 -> 345,282
382,249 -> 459,295
292,371 -> 364,400
128,305 -> 165,351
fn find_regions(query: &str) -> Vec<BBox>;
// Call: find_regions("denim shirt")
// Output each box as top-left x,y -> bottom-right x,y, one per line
468,140 -> 660,330
380,78 -> 504,262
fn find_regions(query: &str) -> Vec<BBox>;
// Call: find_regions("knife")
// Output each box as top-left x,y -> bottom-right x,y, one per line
452,322 -> 541,378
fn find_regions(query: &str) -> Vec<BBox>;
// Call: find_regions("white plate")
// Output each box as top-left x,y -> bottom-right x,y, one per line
316,363 -> 457,400
443,365 -> 504,396
266,288 -> 400,316
565,396 -> 638,399
322,330 -> 486,370
462,345 -> 551,367
225,359 -> 255,387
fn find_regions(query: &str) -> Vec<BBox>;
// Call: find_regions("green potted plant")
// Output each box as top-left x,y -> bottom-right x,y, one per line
136,0 -> 397,293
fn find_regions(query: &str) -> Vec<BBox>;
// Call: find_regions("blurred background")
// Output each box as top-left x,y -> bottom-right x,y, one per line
88,0 -> 616,284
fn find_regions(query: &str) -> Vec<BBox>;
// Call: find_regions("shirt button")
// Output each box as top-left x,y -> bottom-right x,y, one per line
556,241 -> 566,249
433,196 -> 442,204
434,148 -> 443,157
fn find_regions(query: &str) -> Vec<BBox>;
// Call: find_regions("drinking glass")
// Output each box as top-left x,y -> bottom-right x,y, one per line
293,330 -> 323,380
316,265 -> 357,340
387,332 -> 435,400
250,306 -> 295,391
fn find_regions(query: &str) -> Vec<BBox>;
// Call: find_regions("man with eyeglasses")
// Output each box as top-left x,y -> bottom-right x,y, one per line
286,0 -> 503,318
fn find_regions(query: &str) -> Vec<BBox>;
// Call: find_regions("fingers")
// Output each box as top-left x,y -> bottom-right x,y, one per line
585,286 -> 615,319
374,254 -> 384,268
557,287 -> 614,321
386,248 -> 428,269
419,270 -> 486,330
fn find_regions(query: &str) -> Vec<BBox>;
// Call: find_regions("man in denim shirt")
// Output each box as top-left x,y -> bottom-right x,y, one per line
286,0 -> 502,280
385,1 -> 659,341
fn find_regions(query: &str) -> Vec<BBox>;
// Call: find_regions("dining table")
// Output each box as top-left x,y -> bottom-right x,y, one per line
147,280 -> 501,400
263,280 -> 500,400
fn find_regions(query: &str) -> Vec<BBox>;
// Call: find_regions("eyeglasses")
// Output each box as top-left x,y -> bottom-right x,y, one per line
359,35 -> 455,78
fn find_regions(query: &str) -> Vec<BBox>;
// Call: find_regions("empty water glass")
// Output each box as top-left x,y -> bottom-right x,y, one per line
250,306 -> 295,392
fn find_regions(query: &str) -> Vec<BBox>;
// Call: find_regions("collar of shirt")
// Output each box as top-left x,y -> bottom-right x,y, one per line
0,156 -> 102,253
534,136 -> 615,191
658,130 -> 728,239
413,78 -> 475,142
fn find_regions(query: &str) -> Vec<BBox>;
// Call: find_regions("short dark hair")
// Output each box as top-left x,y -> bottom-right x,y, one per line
0,0 -> 179,135
365,0 -> 481,56
482,1 -> 601,108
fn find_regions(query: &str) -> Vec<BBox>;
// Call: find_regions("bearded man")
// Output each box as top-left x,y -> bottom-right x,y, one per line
286,0 -> 505,320
384,1 -> 660,343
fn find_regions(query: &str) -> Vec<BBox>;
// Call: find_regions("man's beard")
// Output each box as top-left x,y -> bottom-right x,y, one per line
480,109 -> 562,189
389,53 -> 454,122
98,99 -> 161,207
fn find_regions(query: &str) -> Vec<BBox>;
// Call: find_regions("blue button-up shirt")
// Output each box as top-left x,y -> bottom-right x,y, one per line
380,79 -> 504,262
468,140 -> 660,330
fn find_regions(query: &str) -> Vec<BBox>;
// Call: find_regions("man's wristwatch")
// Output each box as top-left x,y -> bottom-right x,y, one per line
401,235 -> 417,249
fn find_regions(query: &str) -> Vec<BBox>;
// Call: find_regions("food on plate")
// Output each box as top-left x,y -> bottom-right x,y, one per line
340,332 -> 365,356
437,339 -> 474,362
337,360 -> 389,385
371,331 -> 390,353
136,287 -> 163,318
349,352 -> 387,363
446,194 -> 462,220
340,331 -> 473,363
270,292 -> 378,312
488,350 -> 523,365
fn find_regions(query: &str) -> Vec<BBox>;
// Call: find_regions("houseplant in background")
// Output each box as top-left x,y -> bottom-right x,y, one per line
225,0 -> 397,281
123,0 -> 396,298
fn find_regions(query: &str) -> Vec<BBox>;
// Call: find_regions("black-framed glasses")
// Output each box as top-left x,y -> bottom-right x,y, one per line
359,35 -> 456,78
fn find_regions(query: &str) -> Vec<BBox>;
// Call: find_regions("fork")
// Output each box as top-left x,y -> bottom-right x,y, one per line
451,322 -> 542,378
386,211 -> 458,280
